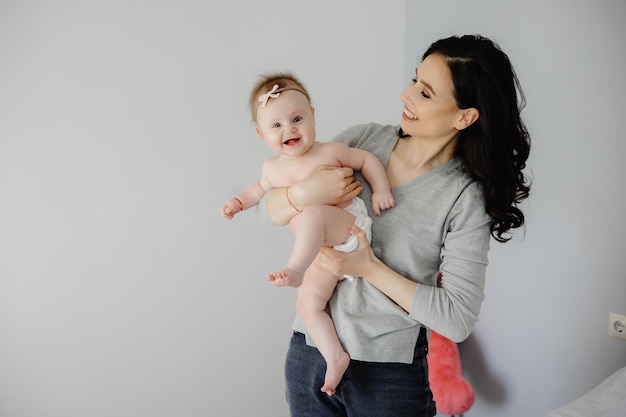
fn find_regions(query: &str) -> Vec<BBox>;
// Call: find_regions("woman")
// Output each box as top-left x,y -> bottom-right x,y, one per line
258,34 -> 531,417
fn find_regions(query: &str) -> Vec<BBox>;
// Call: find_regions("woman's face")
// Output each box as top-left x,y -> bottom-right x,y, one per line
399,53 -> 465,140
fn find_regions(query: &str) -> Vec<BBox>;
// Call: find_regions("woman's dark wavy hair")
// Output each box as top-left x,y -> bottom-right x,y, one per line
403,35 -> 531,242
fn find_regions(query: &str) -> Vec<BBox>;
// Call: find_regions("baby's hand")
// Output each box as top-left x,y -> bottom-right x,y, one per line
371,190 -> 395,216
221,199 -> 242,220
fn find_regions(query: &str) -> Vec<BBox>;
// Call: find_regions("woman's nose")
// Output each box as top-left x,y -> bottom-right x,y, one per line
400,86 -> 410,102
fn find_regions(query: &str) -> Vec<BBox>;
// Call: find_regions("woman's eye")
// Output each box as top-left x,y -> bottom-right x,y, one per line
421,91 -> 431,99
411,78 -> 417,83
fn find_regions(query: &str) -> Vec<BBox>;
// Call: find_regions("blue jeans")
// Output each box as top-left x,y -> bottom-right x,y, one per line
284,329 -> 436,417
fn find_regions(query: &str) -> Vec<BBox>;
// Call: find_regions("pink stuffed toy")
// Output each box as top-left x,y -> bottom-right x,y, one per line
427,331 -> 475,416
427,272 -> 475,416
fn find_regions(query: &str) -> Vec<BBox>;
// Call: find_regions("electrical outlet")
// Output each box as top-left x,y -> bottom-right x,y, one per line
608,312 -> 626,340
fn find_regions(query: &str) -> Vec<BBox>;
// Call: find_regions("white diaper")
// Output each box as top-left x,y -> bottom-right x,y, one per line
333,197 -> 373,281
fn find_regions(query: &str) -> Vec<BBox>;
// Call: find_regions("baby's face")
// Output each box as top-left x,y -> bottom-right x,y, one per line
255,90 -> 316,159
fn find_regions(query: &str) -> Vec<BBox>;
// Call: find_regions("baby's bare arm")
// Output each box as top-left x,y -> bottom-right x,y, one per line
221,180 -> 267,219
327,142 -> 395,216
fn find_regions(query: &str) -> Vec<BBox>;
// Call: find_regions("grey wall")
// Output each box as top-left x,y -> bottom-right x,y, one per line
405,1 -> 626,416
0,1 -> 403,417
1,1 -> 625,417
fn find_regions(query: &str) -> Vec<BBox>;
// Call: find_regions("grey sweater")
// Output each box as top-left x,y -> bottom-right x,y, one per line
259,123 -> 491,364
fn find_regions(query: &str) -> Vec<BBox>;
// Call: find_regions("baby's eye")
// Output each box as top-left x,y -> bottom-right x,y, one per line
272,123 -> 281,128
293,116 -> 302,123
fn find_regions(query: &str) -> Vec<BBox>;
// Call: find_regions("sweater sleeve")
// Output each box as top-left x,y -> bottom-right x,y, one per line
331,123 -> 385,148
409,182 -> 491,342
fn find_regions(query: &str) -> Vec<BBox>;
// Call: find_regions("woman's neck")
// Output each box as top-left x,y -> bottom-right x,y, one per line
387,135 -> 458,187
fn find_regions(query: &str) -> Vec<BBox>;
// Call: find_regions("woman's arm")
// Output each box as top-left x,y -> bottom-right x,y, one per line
317,187 -> 491,343
262,166 -> 363,225
317,225 -> 417,312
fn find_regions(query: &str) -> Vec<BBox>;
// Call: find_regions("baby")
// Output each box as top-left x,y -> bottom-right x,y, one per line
221,72 -> 394,395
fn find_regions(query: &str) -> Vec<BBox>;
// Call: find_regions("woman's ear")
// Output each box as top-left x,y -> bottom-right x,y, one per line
454,108 -> 479,131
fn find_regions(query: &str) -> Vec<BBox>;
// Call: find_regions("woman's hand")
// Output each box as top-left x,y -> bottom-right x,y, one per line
289,166 -> 362,208
266,166 -> 363,225
318,224 -> 418,313
316,225 -> 379,278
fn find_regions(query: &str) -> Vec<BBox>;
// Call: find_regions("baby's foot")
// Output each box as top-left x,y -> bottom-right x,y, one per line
320,351 -> 350,396
266,267 -> 304,288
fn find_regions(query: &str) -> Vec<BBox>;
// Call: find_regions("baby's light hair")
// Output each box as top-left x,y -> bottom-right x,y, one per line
249,72 -> 312,122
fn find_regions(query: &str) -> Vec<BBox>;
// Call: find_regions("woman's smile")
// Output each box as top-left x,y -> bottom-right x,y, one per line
403,108 -> 418,121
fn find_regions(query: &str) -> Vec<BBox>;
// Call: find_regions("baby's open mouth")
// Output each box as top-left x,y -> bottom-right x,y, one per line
284,138 -> 300,146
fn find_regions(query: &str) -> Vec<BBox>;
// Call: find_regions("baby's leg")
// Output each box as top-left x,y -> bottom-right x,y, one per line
297,264 -> 350,396
268,205 -> 354,288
